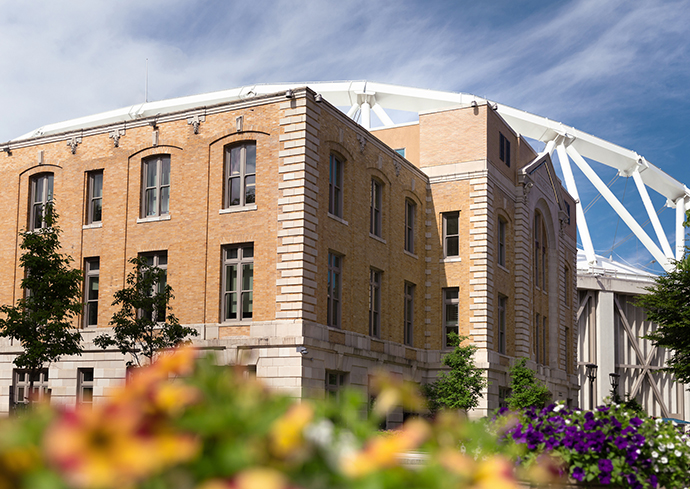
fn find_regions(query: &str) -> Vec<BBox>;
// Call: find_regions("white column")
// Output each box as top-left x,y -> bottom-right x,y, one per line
596,291 -> 616,406
361,101 -> 371,130
676,196 -> 686,260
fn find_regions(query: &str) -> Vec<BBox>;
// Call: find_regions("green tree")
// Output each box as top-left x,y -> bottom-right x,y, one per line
505,358 -> 551,409
635,253 -> 690,385
424,332 -> 486,412
0,204 -> 83,404
94,257 -> 197,367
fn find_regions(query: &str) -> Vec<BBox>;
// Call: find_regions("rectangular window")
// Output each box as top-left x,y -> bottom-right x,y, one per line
498,217 -> 506,267
499,132 -> 511,167
370,179 -> 382,237
498,386 -> 511,409
534,215 -> 541,288
443,287 -> 459,346
327,253 -> 342,328
369,269 -> 381,338
12,369 -> 49,407
139,251 -> 168,322
225,142 -> 256,207
222,244 -> 254,321
405,200 -> 416,254
404,283 -> 414,346
30,173 -> 54,230
142,155 -> 170,217
498,295 -> 507,354
86,171 -> 103,224
325,370 -> 347,400
329,154 -> 343,218
84,258 -> 100,327
443,212 -> 459,257
77,368 -> 94,407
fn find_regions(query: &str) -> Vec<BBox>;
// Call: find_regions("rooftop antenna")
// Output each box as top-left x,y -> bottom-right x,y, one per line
145,58 -> 149,103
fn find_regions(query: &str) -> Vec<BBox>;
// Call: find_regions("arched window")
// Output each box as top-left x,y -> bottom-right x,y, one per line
225,142 -> 256,208
29,173 -> 54,230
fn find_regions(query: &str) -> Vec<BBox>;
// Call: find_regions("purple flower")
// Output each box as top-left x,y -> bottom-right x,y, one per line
614,436 -> 628,450
598,459 -> 613,473
630,417 -> 643,427
572,466 -> 585,481
648,474 -> 658,488
600,473 -> 612,484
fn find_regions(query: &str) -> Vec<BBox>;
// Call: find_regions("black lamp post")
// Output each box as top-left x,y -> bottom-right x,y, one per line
609,372 -> 621,401
585,363 -> 598,410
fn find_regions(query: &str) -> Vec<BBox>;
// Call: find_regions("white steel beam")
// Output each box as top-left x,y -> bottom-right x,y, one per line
371,103 -> 395,127
566,145 -> 671,271
632,168 -> 674,259
346,104 -> 360,118
676,197 -> 686,260
361,100 -> 371,130
556,144 -> 597,266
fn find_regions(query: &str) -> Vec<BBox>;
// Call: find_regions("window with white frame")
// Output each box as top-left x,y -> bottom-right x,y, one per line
443,287 -> 459,346
141,155 -> 170,218
498,295 -> 507,354
370,179 -> 382,237
12,369 -> 49,406
329,154 -> 344,218
225,142 -> 256,208
404,282 -> 414,346
327,253 -> 342,328
405,200 -> 416,254
86,170 -> 103,224
84,258 -> 100,327
443,212 -> 460,257
498,216 -> 506,267
30,173 -> 54,230
77,368 -> 94,407
222,244 -> 254,322
369,269 -> 381,338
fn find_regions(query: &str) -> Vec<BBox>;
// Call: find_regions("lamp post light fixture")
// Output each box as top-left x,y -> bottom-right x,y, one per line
609,372 -> 621,400
585,363 -> 598,410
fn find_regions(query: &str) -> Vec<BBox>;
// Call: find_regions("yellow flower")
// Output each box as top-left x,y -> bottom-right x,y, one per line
196,468 -> 290,489
471,456 -> 519,489
44,402 -> 199,489
341,418 -> 430,477
269,402 -> 314,460
369,371 -> 427,416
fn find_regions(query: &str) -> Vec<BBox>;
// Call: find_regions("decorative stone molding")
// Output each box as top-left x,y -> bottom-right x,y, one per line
187,113 -> 206,134
356,133 -> 367,153
109,127 -> 125,148
67,136 -> 82,154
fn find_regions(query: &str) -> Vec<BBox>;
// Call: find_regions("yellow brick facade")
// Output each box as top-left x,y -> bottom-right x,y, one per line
0,88 -> 578,417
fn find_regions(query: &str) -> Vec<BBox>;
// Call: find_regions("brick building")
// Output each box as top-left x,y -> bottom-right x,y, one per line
0,85 -> 578,417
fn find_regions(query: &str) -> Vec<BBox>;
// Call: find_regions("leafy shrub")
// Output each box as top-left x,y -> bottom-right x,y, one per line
505,358 -> 550,410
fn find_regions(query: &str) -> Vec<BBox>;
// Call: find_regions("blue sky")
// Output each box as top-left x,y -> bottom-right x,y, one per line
1,0 -> 689,271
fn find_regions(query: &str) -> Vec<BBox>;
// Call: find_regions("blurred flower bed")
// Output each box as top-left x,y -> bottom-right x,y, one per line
2,347 -> 688,489
0,348 -> 538,489
494,403 -> 690,488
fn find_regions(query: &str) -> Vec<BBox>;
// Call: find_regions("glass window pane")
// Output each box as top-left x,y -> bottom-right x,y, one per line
242,264 -> 253,291
160,187 -> 169,214
245,144 -> 256,174
157,254 -> 167,267
243,246 -> 254,258
230,147 -> 242,175
447,237 -> 459,257
146,161 -> 157,187
82,387 -> 93,403
242,291 -> 253,318
88,277 -> 99,300
17,387 -> 24,402
226,265 -> 237,292
446,215 -> 458,235
146,189 -> 156,216
161,158 -> 170,186
34,177 -> 43,202
446,288 -> 459,300
245,176 -> 255,204
33,205 -> 43,229
227,247 -> 238,260
225,293 -> 237,320
93,173 -> 103,198
230,178 -> 240,206
82,369 -> 94,382
91,199 -> 102,222
46,175 -> 53,200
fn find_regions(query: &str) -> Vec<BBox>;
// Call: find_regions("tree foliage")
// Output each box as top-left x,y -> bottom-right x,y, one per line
94,257 -> 197,366
505,358 -> 551,410
424,332 -> 486,411
0,204 -> 83,401
635,253 -> 690,385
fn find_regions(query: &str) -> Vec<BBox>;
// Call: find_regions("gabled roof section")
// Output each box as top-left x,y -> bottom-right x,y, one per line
520,151 -> 570,215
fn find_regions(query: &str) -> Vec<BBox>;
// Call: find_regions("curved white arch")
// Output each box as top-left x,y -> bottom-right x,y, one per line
8,80 -> 688,270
